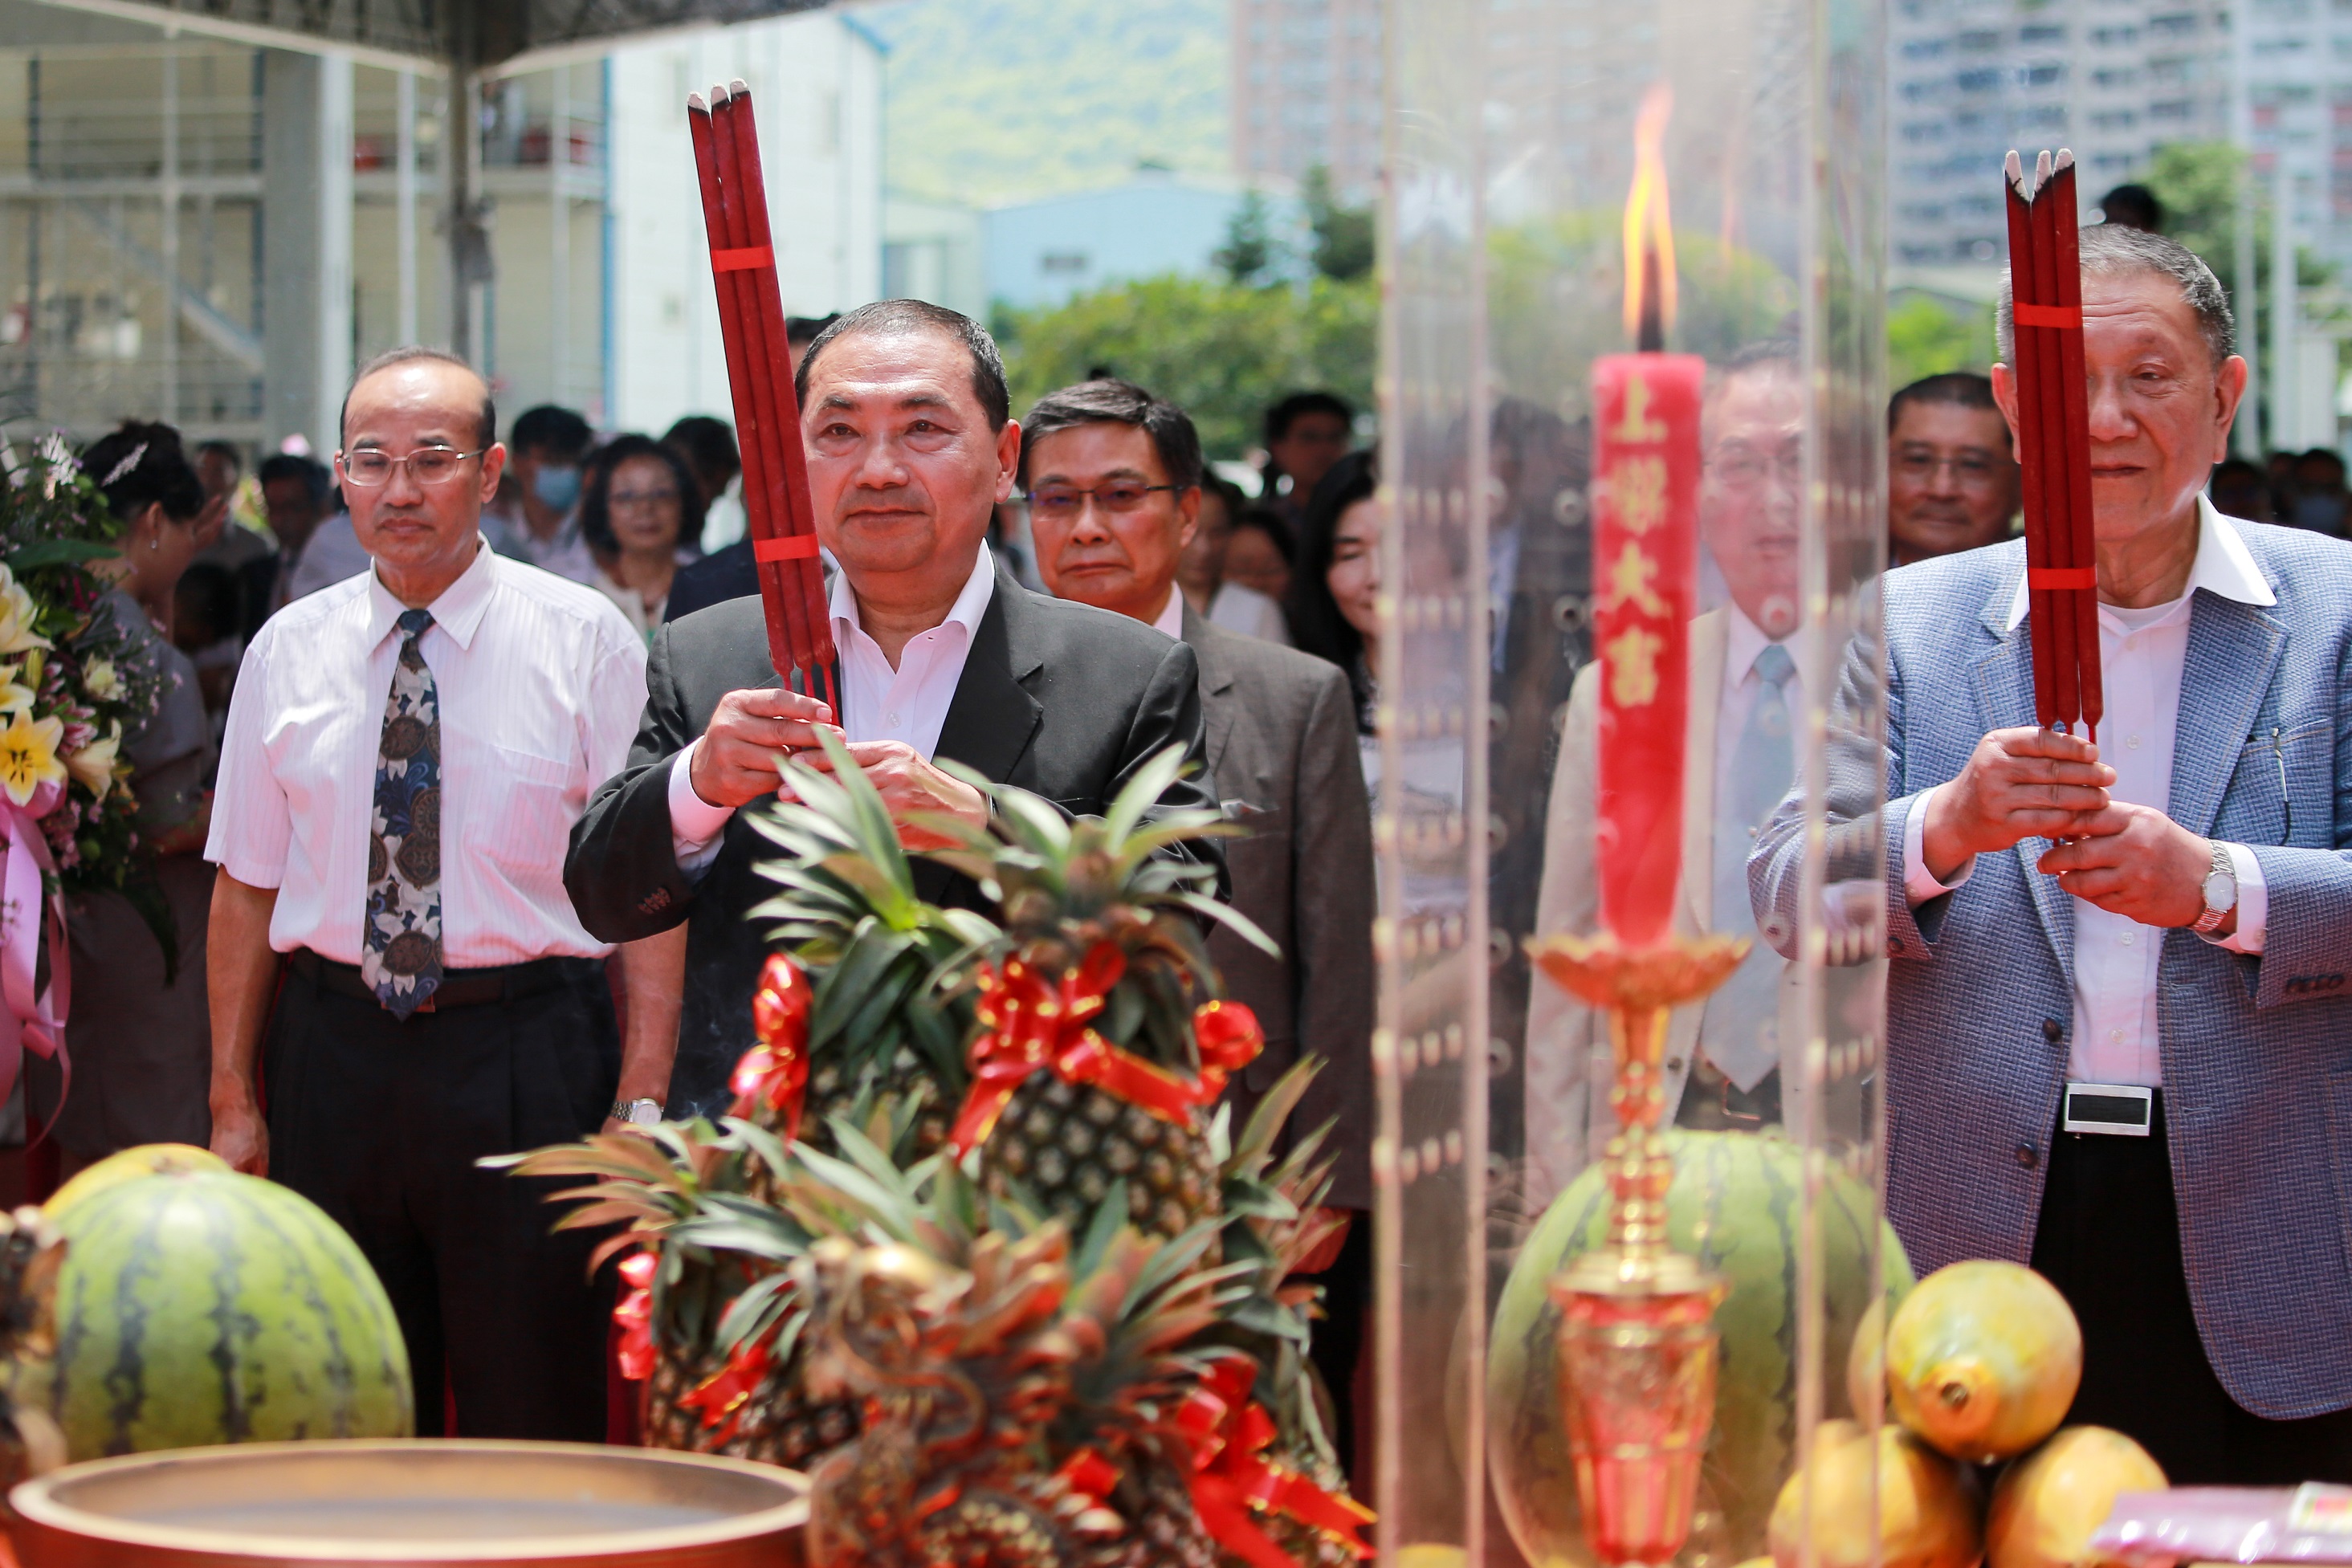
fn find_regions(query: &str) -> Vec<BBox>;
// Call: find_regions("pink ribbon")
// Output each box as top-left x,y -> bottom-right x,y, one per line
0,780 -> 71,1130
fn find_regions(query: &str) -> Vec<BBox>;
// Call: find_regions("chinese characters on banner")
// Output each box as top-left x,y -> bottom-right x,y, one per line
1590,352 -> 1704,948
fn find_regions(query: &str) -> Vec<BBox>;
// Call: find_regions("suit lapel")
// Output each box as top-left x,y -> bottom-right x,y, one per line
918,570 -> 1044,903
1971,586 -> 2075,988
1181,607 -> 1238,784
2167,594 -> 2285,837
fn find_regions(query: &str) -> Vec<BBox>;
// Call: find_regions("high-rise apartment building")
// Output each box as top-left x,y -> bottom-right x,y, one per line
1230,0 -> 1383,196
1888,0 -> 2352,279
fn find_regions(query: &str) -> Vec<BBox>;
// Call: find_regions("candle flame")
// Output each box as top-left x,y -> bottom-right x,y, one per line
1622,83 -> 1677,340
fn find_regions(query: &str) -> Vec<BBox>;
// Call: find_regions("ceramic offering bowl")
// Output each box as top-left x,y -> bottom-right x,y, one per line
8,1440 -> 805,1568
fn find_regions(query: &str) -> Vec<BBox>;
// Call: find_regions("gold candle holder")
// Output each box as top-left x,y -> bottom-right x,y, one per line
1527,930 -> 1748,1568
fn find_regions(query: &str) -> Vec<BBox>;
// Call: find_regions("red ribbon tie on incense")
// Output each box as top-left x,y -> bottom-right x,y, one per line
946,946 -> 1266,1156
731,953 -> 815,1142
1176,1358 -> 1376,1566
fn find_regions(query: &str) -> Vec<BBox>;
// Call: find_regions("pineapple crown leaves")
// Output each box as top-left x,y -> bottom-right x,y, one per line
488,1121 -> 753,1273
923,745 -> 1279,965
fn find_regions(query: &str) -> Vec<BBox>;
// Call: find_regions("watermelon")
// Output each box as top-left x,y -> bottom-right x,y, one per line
35,1169 -> 412,1458
1487,1130 -> 1914,1568
43,1143 -> 228,1227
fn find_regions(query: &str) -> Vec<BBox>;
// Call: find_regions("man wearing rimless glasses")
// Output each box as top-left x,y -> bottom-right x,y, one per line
205,345 -> 680,1443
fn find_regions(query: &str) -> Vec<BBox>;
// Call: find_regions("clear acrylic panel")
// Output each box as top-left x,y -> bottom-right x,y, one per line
1373,0 -> 1895,1559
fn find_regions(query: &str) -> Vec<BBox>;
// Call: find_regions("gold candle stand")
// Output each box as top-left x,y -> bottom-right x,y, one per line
1527,930 -> 1749,1568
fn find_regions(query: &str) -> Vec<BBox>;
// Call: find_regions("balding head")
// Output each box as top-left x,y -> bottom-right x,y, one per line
341,347 -> 496,451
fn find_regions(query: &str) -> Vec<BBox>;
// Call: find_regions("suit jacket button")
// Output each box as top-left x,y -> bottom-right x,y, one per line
2042,1018 -> 2064,1043
1666,1057 -> 1684,1072
1889,936 -> 1905,953
2016,1142 -> 2039,1170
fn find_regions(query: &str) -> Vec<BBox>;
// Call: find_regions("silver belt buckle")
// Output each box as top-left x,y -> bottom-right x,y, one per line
2063,1081 -> 2154,1136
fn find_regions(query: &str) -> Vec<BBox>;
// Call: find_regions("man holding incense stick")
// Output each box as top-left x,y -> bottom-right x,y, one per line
565,301 -> 1222,1116
1754,222 -> 2352,1477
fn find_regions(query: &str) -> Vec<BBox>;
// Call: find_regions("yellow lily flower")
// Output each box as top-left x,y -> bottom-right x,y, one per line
0,568 -> 49,658
64,721 -> 119,802
0,709 -> 66,808
0,666 -> 36,715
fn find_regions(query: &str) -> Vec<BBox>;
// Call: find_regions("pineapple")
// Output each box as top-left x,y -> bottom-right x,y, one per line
925,746 -> 1275,1244
498,1118 -> 861,1468
740,738 -> 996,1191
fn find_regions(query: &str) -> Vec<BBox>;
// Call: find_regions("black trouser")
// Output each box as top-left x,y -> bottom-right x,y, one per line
1307,1212 -> 1372,1481
266,953 -> 619,1443
2029,1090 -> 2352,1483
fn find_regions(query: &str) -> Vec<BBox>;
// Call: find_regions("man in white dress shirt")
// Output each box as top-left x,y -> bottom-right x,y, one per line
1526,343 -> 1807,1195
1753,225 -> 2352,1476
206,347 -> 675,1441
564,301 -> 1219,1117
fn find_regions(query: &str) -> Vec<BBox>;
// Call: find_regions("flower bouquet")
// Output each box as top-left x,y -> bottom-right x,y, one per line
0,434 -> 179,1100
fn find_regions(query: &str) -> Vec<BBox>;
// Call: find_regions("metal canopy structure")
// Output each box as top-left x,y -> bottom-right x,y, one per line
10,0 -> 838,369
14,0 -> 835,75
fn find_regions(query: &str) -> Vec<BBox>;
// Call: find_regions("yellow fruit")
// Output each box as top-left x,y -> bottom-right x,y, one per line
1886,1261 -> 2081,1462
43,1143 -> 228,1226
1847,1298 -> 1888,1422
1770,1420 -> 1983,1568
1987,1427 -> 2166,1568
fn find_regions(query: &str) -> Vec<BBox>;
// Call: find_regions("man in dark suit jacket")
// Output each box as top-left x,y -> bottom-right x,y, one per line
1017,377 -> 1376,1468
565,303 -> 1219,1117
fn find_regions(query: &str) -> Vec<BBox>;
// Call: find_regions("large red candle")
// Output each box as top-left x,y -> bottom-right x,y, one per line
1592,353 -> 1702,949
1591,84 -> 1702,951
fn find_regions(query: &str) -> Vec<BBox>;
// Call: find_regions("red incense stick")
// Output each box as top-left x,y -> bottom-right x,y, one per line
707,87 -> 817,683
2003,153 -> 2059,731
2045,153 -> 2103,736
2005,147 -> 2103,741
687,93 -> 800,685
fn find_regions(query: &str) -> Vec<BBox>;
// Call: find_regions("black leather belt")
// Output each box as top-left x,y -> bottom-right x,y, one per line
289,950 -> 577,1015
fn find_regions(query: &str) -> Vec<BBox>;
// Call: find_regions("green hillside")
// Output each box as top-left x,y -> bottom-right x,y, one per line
861,0 -> 1229,206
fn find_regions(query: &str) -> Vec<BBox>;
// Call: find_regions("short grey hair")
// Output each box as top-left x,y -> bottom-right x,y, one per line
1996,222 -> 2233,366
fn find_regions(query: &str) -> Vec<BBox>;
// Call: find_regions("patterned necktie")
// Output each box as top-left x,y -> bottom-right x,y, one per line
1697,641 -> 1796,1093
363,608 -> 444,1017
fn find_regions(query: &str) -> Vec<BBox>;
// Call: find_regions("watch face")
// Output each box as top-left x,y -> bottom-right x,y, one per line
2203,870 -> 2234,909
626,1102 -> 663,1126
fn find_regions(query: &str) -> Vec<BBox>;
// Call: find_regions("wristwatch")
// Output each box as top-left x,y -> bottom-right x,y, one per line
610,1098 -> 665,1126
2191,840 -> 2238,935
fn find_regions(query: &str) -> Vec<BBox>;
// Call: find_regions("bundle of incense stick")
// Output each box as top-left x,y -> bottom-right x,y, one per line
2003,147 -> 2102,740
688,82 -> 837,707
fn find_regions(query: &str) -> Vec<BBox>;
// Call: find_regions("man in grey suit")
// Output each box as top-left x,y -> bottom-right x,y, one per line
1754,224 -> 2352,1478
1017,377 -> 1376,1467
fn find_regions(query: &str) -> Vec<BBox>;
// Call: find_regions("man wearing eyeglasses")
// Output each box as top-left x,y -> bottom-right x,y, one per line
564,301 -> 1221,1122
1888,372 -> 2022,566
204,346 -> 675,1443
1017,377 -> 1376,1468
1528,340 -> 1808,1194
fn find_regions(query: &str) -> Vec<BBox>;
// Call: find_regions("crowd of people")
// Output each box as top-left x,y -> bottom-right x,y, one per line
35,219 -> 2352,1485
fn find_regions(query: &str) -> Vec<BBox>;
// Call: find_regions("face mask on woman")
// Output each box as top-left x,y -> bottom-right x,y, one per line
532,464 -> 582,513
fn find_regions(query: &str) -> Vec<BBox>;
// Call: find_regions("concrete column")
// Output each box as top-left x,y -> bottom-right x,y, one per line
260,50 -> 354,454
397,68 -> 419,345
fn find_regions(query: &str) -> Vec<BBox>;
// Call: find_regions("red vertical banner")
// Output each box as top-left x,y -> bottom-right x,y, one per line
1590,352 -> 1705,950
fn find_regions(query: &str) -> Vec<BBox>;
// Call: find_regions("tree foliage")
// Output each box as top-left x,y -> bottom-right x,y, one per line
1302,165 -> 1376,283
999,275 -> 1376,458
1888,294 -> 1993,387
1213,192 -> 1282,287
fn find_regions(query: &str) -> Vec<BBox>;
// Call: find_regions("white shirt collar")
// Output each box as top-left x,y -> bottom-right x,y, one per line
1722,601 -> 1788,686
1148,584 -> 1185,640
2002,495 -> 2276,633
829,540 -> 998,649
365,535 -> 498,652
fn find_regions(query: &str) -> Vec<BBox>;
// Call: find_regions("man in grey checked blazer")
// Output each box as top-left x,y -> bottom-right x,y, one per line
1755,224 -> 2352,1480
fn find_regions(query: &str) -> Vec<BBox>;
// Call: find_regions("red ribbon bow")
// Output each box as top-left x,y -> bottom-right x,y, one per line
1178,1361 -> 1376,1567
731,953 -> 814,1142
613,1250 -> 658,1383
945,946 -> 1268,1156
676,1332 -> 777,1447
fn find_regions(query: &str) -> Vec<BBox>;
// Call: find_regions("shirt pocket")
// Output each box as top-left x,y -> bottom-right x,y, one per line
463,742 -> 581,890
